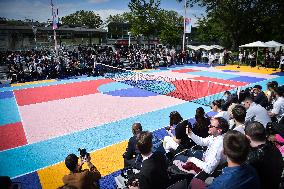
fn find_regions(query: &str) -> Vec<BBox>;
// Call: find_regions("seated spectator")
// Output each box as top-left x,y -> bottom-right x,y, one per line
251,85 -> 268,108
207,130 -> 260,189
163,111 -> 193,153
265,81 -> 278,108
245,121 -> 283,189
268,86 -> 284,123
63,153 -> 101,189
211,100 -> 229,121
0,176 -> 12,189
123,123 -> 142,168
242,97 -> 271,127
129,131 -> 169,189
192,107 -> 210,138
231,105 -> 246,134
268,122 -> 284,155
176,117 -> 229,174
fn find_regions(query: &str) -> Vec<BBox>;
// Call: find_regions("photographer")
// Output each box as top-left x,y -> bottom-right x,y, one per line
129,131 -> 169,189
62,152 -> 101,189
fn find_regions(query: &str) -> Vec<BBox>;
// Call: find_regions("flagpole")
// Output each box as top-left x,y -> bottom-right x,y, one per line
182,0 -> 186,52
51,0 -> 58,56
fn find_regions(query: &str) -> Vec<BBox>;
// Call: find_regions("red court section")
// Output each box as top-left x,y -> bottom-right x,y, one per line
168,80 -> 233,101
0,122 -> 27,151
171,68 -> 199,73
14,79 -> 114,106
193,76 -> 248,87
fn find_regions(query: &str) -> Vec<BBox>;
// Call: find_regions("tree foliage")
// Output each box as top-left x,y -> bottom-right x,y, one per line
105,12 -> 131,24
192,0 -> 284,49
128,0 -> 161,39
61,10 -> 103,28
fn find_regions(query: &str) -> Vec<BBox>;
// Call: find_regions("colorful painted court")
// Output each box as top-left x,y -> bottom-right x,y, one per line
0,64 -> 283,189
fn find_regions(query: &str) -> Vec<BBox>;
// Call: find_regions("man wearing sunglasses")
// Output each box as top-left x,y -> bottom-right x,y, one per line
177,117 -> 229,174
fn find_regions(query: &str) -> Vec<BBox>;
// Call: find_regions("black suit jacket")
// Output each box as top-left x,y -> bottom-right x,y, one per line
139,152 -> 169,189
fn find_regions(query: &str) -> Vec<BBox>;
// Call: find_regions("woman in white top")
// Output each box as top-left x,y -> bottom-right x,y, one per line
211,99 -> 230,121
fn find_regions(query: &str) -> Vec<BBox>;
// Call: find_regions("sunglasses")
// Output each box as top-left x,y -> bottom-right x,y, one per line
208,124 -> 220,129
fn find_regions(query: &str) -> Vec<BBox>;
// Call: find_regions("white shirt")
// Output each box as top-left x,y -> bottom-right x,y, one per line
214,111 -> 230,121
245,102 -> 271,127
233,124 -> 245,134
271,97 -> 284,121
188,133 -> 225,174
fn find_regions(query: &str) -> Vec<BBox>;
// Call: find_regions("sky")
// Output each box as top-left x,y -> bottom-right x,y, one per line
0,0 -> 206,26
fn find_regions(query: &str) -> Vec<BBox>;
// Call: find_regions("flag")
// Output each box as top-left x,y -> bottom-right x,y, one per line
53,8 -> 58,30
184,18 -> 192,33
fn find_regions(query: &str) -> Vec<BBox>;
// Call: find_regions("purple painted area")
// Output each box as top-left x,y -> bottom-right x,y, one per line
229,76 -> 265,83
0,91 -> 14,99
12,172 -> 42,189
0,83 -> 11,88
105,87 -> 159,97
153,128 -> 169,140
99,170 -> 122,189
222,70 -> 240,73
272,72 -> 284,76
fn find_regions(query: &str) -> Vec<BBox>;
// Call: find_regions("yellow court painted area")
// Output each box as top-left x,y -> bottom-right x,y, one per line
135,69 -> 155,72
38,141 -> 128,189
215,65 -> 281,74
11,79 -> 56,86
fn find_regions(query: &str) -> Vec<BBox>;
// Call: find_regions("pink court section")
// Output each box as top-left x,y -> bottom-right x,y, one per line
14,79 -> 114,106
193,76 -> 248,87
0,122 -> 27,151
19,93 -> 185,144
171,68 -> 199,73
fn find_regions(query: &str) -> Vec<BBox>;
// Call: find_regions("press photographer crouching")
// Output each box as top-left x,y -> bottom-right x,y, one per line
128,131 -> 170,189
62,149 -> 101,189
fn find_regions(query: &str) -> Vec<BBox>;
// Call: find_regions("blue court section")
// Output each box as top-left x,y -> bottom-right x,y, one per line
0,83 -> 11,88
0,76 -> 105,92
189,71 -> 237,80
98,82 -> 133,93
0,91 -> 14,99
229,76 -> 266,83
12,172 -> 42,189
105,87 -> 159,97
0,101 -> 210,178
0,97 -> 21,126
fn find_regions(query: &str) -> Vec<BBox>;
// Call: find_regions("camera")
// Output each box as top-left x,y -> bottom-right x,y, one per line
121,168 -> 139,187
78,148 -> 90,161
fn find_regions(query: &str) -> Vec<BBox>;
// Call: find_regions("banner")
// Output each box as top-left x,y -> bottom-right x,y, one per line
185,18 -> 192,33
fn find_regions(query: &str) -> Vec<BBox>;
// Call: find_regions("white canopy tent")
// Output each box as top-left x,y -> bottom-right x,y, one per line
265,40 -> 284,47
239,41 -> 274,48
186,44 -> 224,51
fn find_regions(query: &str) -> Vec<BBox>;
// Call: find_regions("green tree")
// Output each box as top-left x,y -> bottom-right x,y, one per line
105,12 -> 131,24
61,10 -> 103,28
128,0 -> 161,41
158,10 -> 183,46
185,0 -> 284,49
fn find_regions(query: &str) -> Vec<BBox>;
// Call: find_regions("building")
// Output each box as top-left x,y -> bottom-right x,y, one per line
0,24 -> 107,51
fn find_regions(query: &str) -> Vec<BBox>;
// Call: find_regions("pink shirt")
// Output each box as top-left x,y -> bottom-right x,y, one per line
275,134 -> 284,155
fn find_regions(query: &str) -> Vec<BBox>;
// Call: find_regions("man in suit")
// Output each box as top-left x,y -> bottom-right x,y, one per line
129,131 -> 169,189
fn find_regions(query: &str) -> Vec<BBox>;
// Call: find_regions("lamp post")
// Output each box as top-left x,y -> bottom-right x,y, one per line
128,31 -> 131,47
32,25 -> 37,49
186,36 -> 188,47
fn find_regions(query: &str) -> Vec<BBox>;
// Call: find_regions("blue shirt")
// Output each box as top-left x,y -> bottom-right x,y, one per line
207,164 -> 260,189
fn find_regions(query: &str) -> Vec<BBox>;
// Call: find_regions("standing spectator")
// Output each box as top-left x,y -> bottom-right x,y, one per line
245,121 -> 283,189
207,130 -> 260,189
